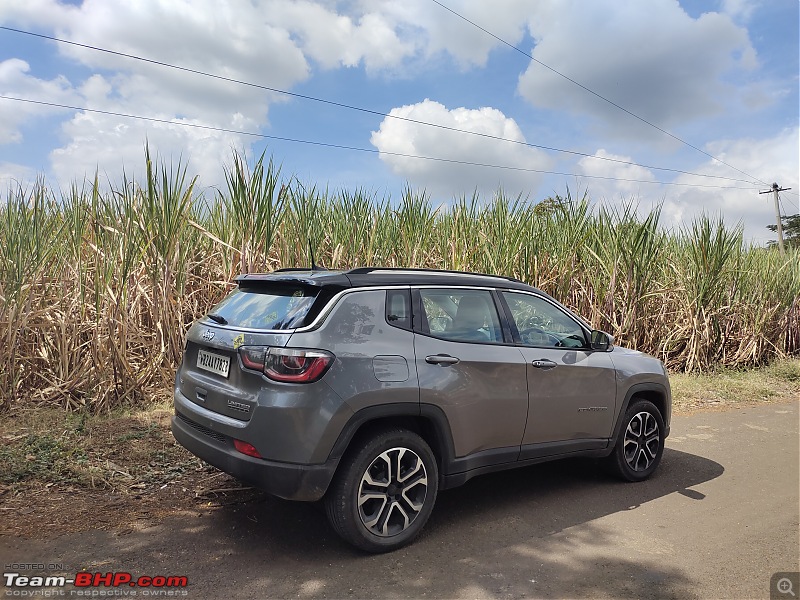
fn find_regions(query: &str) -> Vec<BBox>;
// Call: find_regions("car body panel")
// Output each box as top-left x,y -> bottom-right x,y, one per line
289,289 -> 420,415
609,346 -> 672,432
177,323 -> 292,422
172,267 -> 672,505
518,347 -> 618,444
174,371 -> 352,465
414,332 -> 528,457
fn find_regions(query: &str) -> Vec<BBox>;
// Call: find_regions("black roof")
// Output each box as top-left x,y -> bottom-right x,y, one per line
236,267 -> 543,294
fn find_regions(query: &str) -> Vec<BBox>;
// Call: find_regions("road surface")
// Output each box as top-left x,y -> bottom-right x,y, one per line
2,400 -> 798,599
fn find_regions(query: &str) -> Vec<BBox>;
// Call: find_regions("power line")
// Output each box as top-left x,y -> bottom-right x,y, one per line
779,191 -> 799,215
0,25 -> 759,186
0,95 -> 762,191
429,0 -> 770,187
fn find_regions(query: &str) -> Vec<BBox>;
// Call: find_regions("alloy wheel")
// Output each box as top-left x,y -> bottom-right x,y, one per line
623,411 -> 661,472
357,447 -> 428,537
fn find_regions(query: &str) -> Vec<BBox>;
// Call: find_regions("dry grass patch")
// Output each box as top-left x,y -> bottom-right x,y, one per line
670,358 -> 800,414
0,403 -> 194,489
0,403 -> 263,538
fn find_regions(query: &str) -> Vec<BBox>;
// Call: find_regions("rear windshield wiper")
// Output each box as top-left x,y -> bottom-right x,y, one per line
206,313 -> 228,325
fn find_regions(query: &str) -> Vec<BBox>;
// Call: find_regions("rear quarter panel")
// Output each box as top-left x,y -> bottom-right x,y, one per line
288,288 -> 420,457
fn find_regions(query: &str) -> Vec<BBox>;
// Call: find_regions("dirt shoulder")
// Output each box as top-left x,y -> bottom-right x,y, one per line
1,359 -> 798,540
668,357 -> 800,414
0,407 -> 264,539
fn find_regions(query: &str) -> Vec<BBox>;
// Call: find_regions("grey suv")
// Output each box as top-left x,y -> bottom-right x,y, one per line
172,268 -> 671,552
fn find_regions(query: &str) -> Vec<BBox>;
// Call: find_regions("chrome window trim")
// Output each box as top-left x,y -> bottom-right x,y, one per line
412,285 -> 497,291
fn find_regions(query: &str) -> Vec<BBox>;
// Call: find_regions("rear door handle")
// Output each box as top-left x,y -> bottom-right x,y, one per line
425,354 -> 460,366
531,359 -> 557,370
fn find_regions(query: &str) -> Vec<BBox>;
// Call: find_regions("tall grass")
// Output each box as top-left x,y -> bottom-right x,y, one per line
1,149 -> 797,412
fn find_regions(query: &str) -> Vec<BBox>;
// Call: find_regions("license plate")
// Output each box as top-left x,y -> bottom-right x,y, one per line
197,349 -> 230,378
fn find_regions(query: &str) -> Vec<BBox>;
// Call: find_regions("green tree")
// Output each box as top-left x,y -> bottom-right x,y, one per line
767,214 -> 800,248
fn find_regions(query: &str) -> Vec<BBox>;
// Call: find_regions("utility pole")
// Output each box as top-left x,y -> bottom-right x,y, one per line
760,183 -> 791,255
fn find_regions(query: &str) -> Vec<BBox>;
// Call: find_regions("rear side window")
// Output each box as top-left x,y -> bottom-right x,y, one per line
386,289 -> 412,330
208,286 -> 318,330
418,289 -> 504,343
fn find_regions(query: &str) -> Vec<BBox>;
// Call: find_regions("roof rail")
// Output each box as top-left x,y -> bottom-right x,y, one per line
346,266 -> 524,284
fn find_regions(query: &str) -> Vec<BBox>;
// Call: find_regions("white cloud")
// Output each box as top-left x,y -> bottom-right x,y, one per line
577,149 -> 658,201
0,59 -> 78,143
0,0 -> 793,210
664,127 -> 799,243
720,0 -> 760,22
518,0 -> 759,138
370,99 -> 553,198
573,129 -> 799,244
0,0 -> 73,28
366,0 -> 530,68
3,0 -> 504,187
268,1 -> 416,72
0,161 -> 37,189
48,107 -> 247,193
0,0 -> 312,187
49,1 -> 309,89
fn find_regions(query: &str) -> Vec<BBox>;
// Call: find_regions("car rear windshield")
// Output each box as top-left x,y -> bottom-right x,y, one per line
207,285 -> 319,330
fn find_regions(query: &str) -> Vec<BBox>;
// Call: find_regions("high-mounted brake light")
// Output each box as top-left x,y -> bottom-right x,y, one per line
238,346 -> 334,383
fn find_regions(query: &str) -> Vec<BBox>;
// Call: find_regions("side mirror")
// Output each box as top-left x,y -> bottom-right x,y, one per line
590,329 -> 614,352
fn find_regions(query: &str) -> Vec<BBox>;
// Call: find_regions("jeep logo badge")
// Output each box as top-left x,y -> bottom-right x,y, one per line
201,329 -> 215,341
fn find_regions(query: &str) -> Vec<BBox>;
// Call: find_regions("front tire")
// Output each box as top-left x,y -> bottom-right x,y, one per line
606,399 -> 665,482
325,428 -> 438,553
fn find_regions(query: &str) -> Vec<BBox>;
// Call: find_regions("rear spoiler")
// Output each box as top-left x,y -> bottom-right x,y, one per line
235,271 -> 351,288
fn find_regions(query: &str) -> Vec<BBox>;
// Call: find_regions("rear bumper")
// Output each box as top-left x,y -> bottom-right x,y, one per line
171,410 -> 339,502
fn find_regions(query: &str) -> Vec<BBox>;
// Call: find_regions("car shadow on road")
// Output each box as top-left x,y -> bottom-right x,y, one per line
193,447 -> 723,598
3,448 -> 722,599
427,446 -> 723,536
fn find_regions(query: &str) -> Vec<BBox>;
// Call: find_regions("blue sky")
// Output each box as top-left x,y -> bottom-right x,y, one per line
0,0 -> 797,244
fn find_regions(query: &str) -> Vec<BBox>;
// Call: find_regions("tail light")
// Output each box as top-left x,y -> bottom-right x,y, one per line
238,346 -> 334,383
266,348 -> 334,383
239,347 -> 267,371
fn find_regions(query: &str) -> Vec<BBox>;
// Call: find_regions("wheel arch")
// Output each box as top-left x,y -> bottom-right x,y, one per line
326,403 -> 456,483
611,382 -> 670,446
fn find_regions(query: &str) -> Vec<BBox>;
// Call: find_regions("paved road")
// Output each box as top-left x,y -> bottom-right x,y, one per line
2,400 -> 798,599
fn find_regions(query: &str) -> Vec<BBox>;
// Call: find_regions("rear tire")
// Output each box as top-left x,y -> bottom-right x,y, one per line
606,399 -> 665,482
325,428 -> 438,553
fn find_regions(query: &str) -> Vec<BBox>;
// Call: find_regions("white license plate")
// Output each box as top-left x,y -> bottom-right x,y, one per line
197,349 -> 230,378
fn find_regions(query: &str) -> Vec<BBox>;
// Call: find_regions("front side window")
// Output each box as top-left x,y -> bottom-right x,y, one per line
502,292 -> 587,348
418,289 -> 503,343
